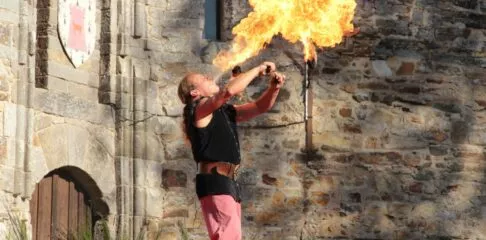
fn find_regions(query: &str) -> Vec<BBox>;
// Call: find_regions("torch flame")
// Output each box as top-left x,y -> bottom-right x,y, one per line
213,0 -> 357,71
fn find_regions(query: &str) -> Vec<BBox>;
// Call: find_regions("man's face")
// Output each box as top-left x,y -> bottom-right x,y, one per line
189,73 -> 220,98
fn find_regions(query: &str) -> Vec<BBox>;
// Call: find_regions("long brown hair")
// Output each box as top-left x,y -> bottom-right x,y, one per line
178,74 -> 195,105
178,74 -> 195,143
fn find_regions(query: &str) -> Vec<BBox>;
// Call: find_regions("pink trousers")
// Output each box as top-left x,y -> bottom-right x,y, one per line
200,195 -> 242,240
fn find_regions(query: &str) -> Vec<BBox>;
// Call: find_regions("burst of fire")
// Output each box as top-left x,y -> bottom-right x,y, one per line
213,0 -> 357,71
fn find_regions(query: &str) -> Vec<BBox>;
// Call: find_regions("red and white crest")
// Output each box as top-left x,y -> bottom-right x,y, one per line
58,0 -> 96,68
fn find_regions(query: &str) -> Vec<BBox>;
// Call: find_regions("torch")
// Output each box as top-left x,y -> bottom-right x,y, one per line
304,60 -> 316,159
232,65 -> 242,77
232,60 -> 316,155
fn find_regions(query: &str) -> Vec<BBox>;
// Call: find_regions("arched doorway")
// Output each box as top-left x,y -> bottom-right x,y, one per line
30,167 -> 109,239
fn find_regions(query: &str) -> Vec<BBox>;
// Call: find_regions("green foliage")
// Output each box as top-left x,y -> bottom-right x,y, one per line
177,220 -> 189,240
5,205 -> 28,240
68,225 -> 93,240
101,220 -> 111,240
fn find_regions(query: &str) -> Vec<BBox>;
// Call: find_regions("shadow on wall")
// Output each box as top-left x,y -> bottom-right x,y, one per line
301,1 -> 485,238
237,46 -> 485,239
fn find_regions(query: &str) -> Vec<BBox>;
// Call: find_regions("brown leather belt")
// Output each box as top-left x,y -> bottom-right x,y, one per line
198,161 -> 240,179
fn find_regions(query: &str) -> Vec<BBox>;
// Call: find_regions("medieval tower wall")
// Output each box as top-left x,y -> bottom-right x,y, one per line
0,0 -> 485,239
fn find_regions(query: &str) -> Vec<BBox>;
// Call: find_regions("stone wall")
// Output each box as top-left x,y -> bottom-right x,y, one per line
0,0 -> 485,239
177,0 -> 486,239
0,0 -> 119,238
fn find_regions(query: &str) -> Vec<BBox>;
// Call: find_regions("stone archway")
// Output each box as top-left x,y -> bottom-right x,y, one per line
30,166 -> 109,240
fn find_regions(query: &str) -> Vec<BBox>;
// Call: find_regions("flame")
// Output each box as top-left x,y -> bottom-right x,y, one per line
213,0 -> 357,71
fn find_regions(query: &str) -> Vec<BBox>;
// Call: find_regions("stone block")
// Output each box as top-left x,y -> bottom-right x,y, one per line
352,91 -> 370,102
46,35 -> 63,51
159,37 -> 196,53
145,188 -> 163,217
160,86 -> 184,116
460,11 -> 486,28
451,0 -> 478,9
29,145 -> 49,182
200,42 -> 219,64
357,81 -> 390,90
37,124 -> 68,170
339,108 -> 352,118
451,120 -> 469,144
465,39 -> 485,52
0,70 -> 9,90
469,130 -> 486,145
150,116 -> 180,140
237,168 -> 258,185
132,131 -> 165,161
128,45 -> 149,59
11,71 -> 36,101
66,81 -> 99,102
32,90 -> 115,127
434,27 -> 467,42
262,173 -> 279,186
131,78 -> 156,99
2,137 -> 14,168
314,132 -> 352,151
143,160 -> 163,189
47,61 -> 99,88
133,1 -> 146,38
0,45 -> 17,61
162,169 -> 187,189
384,135 -> 428,149
0,10 -> 18,24
155,231 -> 178,240
396,62 -> 416,75
166,0 -> 203,12
0,22 -> 12,46
374,39 -> 425,59
45,76 -> 68,92
133,158 -> 147,186
150,50 -> 199,64
66,125 -> 89,166
341,123 -> 362,134
3,102 -> 16,137
281,138 -> 301,150
33,114 -> 54,133
0,0 -> 19,13
375,19 -> 412,36
429,145 -> 449,156
163,208 -> 188,218
96,104 -> 115,128
133,186 -> 146,216
371,60 -> 393,77
0,166 -> 15,192
164,139 -> 190,160
3,103 -> 33,142
116,157 -> 133,186
474,206 -> 486,224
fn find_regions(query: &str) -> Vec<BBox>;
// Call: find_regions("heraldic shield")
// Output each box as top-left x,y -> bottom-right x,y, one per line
58,0 -> 96,68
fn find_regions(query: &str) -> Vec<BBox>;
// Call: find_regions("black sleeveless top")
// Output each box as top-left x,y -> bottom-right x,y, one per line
184,101 -> 242,202
184,102 -> 241,164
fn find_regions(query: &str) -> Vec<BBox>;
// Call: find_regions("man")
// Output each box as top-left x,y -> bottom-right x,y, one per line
177,61 -> 285,240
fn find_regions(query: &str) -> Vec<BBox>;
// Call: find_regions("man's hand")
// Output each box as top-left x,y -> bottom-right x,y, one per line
234,70 -> 286,122
270,72 -> 286,89
259,62 -> 276,76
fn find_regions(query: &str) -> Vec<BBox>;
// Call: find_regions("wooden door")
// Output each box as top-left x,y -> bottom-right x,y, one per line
30,173 -> 92,239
